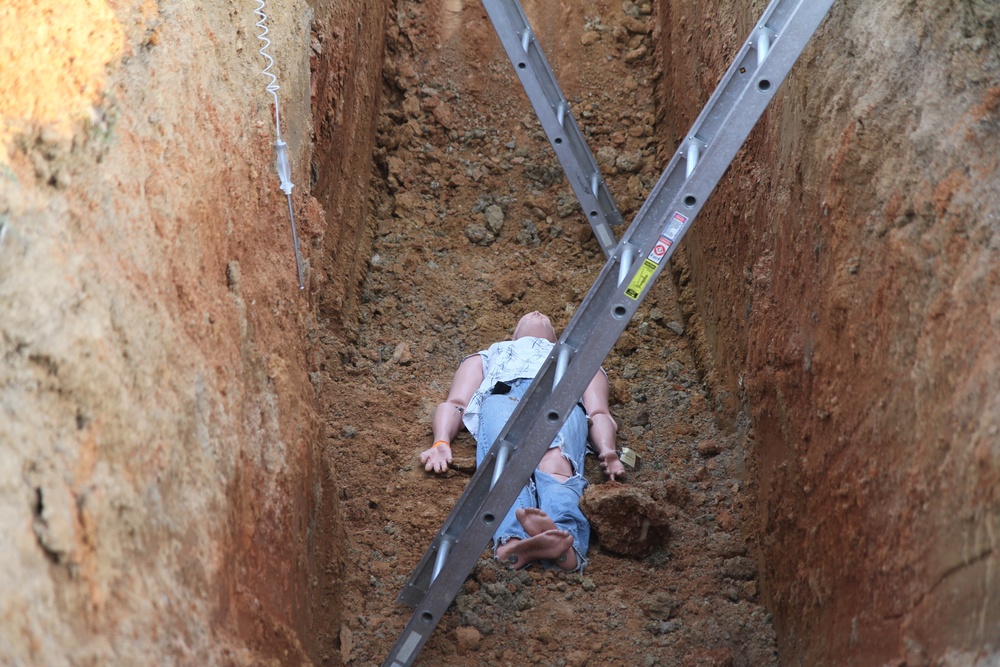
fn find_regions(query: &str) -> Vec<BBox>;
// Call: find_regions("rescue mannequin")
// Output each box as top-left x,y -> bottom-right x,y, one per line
420,311 -> 623,571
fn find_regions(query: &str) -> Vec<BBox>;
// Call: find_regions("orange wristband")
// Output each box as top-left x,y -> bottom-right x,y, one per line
433,440 -> 449,448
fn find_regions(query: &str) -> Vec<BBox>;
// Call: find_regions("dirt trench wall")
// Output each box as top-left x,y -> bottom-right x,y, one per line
0,0 -> 386,664
654,0 -> 1000,664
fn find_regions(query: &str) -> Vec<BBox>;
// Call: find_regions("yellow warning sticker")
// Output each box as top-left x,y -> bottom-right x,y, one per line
625,259 -> 659,300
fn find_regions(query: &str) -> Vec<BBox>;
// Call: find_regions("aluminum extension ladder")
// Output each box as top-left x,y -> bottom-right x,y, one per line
383,1 -> 835,665
481,0 -> 624,257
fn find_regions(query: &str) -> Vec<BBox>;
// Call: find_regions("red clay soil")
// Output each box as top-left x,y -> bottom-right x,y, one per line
654,2 -> 1000,664
8,0 -> 993,665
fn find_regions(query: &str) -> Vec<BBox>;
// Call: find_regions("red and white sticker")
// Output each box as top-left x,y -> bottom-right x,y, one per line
648,236 -> 672,264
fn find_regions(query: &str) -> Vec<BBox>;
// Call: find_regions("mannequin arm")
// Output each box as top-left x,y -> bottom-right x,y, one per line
420,355 -> 484,473
582,370 -> 624,481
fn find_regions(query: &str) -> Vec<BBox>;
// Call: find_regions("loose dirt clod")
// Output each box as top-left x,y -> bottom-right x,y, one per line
581,484 -> 671,557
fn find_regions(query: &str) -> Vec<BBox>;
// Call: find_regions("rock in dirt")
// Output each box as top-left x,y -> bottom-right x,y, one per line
629,410 -> 650,427
716,510 -> 737,532
455,626 -> 481,654
621,16 -> 652,34
624,45 -> 648,64
580,484 -> 670,557
433,101 -> 455,129
516,219 -> 540,246
708,532 -> 747,558
449,457 -> 476,473
390,342 -> 413,365
483,204 -> 505,234
640,591 -> 679,620
465,223 -> 494,246
616,150 -> 644,173
597,145 -> 619,167
494,271 -> 527,304
340,625 -> 354,662
622,1 -> 642,18
722,556 -> 757,580
556,193 -> 578,218
402,94 -> 421,117
696,438 -> 722,457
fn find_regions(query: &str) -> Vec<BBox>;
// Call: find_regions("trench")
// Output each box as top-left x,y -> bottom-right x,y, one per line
2,0 -> 998,666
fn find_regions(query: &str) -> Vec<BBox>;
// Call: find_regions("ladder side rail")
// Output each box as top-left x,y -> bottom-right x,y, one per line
482,0 -> 622,256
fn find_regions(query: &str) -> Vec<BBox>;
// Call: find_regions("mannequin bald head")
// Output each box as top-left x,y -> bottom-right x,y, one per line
512,311 -> 557,343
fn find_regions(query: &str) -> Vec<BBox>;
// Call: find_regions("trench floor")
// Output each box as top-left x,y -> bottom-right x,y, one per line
319,1 -> 778,664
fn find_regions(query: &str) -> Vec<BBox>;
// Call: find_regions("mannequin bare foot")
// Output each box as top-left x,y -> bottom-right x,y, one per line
515,508 -> 577,570
495,530 -> 573,570
516,507 -> 558,535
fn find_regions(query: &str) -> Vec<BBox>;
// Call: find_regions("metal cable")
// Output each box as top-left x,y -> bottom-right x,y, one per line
254,0 -> 304,289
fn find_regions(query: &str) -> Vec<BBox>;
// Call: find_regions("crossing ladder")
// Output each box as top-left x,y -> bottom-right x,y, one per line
383,1 -> 835,665
481,0 -> 624,257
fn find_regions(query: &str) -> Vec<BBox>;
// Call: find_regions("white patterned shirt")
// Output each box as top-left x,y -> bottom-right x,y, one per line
462,336 -> 554,438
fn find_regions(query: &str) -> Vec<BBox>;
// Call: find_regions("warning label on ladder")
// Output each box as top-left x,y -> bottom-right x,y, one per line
648,236 -> 672,264
625,259 -> 659,300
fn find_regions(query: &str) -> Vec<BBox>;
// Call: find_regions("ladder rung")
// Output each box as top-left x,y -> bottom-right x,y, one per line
553,345 -> 571,387
431,536 -> 453,582
755,25 -> 775,67
618,244 -> 637,286
685,140 -> 700,178
490,440 -> 512,490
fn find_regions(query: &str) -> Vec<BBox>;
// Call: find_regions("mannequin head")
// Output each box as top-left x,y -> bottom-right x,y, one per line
512,311 -> 557,343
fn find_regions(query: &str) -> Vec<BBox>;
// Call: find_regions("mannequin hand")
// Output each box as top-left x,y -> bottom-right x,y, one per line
598,451 -> 625,481
420,442 -> 452,474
